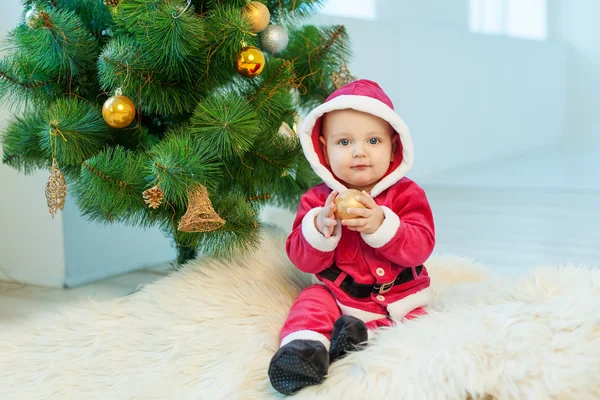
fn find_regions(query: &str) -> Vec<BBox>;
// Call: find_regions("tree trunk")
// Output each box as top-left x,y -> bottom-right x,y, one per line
176,244 -> 198,268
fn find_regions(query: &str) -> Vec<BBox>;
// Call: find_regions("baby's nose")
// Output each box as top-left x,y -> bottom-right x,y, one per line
353,145 -> 366,157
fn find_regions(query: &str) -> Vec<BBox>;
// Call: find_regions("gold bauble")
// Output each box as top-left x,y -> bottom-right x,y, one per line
242,1 -> 270,33
334,189 -> 366,220
102,94 -> 136,128
234,46 -> 265,78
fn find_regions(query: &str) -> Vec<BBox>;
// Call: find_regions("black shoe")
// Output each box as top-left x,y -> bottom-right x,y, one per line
268,339 -> 329,395
328,316 -> 368,362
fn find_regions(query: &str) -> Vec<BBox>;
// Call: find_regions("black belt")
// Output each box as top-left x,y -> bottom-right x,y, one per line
318,264 -> 423,299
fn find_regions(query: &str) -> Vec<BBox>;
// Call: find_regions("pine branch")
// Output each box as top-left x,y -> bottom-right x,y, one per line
247,58 -> 296,132
282,25 -> 351,111
148,126 -> 224,209
82,161 -> 130,188
112,0 -> 207,81
266,0 -> 327,23
219,133 -> 299,198
98,35 -> 202,115
189,93 -> 261,161
0,69 -> 51,89
38,98 -> 109,167
53,0 -> 115,38
74,146 -> 154,227
0,53 -> 62,106
1,111 -> 48,173
310,25 -> 345,66
9,8 -> 99,80
203,4 -> 259,86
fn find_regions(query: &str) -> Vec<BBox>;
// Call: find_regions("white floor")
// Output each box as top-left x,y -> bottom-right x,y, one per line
422,143 -> 600,274
0,264 -> 172,329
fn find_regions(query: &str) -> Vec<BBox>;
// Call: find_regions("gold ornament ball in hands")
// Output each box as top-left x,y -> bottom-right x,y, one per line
242,1 -> 271,33
102,94 -> 136,128
234,46 -> 265,78
334,189 -> 366,220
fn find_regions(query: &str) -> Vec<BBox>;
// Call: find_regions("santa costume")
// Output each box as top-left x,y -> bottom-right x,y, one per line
268,79 -> 435,395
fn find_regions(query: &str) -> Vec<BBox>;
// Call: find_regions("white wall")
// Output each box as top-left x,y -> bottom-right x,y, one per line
0,2 -> 67,287
311,0 -> 567,181
62,195 -> 175,288
265,0 -> 568,233
551,0 -> 600,147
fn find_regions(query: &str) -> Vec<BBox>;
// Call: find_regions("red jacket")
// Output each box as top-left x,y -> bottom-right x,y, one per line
286,179 -> 435,315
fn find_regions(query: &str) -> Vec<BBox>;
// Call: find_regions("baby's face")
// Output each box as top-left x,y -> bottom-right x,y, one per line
320,109 -> 396,192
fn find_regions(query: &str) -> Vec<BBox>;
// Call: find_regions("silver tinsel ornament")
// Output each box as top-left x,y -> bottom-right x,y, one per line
259,25 -> 289,55
25,5 -> 43,29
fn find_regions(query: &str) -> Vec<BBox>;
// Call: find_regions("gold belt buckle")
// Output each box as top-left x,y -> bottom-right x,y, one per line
379,280 -> 395,294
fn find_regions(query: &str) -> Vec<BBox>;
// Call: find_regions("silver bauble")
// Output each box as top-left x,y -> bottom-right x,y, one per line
259,25 -> 289,55
25,5 -> 43,29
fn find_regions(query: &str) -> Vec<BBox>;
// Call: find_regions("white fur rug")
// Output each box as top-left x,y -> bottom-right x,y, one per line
1,229 -> 599,399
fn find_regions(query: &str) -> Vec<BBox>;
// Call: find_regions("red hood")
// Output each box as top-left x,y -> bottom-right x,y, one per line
299,79 -> 414,197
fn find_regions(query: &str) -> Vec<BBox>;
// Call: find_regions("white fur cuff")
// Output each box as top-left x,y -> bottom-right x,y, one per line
361,206 -> 400,248
387,287 -> 431,321
301,207 -> 342,252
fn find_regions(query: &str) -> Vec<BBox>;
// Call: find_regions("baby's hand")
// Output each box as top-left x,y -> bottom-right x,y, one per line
341,191 -> 384,234
314,190 -> 338,238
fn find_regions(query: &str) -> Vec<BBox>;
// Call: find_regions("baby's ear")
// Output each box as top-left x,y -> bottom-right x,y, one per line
319,136 -> 330,165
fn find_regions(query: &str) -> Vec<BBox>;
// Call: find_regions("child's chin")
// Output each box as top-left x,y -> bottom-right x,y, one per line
345,179 -> 376,189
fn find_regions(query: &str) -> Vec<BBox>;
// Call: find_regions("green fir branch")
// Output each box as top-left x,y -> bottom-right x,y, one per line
266,0 -> 327,23
248,58 -> 297,133
0,52 -> 62,107
38,98 -> 109,166
204,4 -> 259,86
270,154 -> 320,210
220,133 -> 299,196
148,126 -> 223,209
189,93 -> 261,161
112,0 -> 207,81
9,7 -> 98,80
53,0 -> 115,38
283,25 -> 351,110
74,146 -> 153,226
98,35 -> 202,115
1,111 -> 49,173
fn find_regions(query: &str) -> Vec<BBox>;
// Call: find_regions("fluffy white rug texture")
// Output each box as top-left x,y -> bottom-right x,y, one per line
1,230 -> 599,400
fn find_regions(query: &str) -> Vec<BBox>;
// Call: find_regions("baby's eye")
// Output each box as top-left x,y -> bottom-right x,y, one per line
337,139 -> 350,146
368,138 -> 381,145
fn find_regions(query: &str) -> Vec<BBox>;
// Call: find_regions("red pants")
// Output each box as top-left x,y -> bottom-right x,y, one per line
280,284 -> 427,348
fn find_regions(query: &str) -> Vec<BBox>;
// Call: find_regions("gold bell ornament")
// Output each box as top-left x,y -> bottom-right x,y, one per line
178,185 -> 226,233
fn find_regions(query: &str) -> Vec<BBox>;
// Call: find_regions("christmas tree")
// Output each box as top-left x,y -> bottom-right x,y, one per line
0,0 -> 352,264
